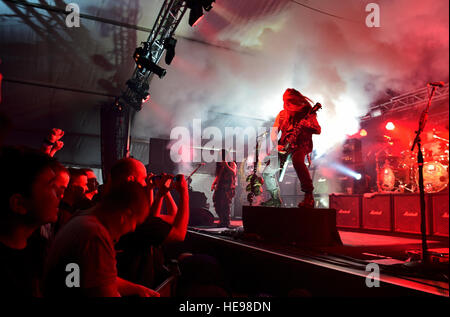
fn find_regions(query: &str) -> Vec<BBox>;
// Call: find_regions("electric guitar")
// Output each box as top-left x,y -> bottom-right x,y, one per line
278,102 -> 322,182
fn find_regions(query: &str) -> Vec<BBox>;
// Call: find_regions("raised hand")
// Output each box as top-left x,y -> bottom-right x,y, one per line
47,128 -> 64,143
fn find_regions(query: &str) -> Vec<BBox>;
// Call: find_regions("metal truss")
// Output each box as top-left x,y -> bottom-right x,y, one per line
118,0 -> 187,112
361,83 -> 449,122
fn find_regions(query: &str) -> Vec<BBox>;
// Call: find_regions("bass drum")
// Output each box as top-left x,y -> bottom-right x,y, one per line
415,162 -> 449,193
377,166 -> 396,192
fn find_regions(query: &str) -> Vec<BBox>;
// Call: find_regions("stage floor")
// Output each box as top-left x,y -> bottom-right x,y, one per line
210,219 -> 448,259
190,220 -> 449,296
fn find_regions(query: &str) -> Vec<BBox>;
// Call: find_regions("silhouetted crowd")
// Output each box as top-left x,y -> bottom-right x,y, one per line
0,127 -> 229,297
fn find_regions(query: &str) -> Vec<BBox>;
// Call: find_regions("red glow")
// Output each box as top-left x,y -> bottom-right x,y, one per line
142,95 -> 151,103
192,15 -> 205,27
386,122 -> 395,131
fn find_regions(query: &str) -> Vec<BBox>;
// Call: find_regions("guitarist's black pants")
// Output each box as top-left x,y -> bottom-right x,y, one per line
263,149 -> 314,194
292,149 -> 314,194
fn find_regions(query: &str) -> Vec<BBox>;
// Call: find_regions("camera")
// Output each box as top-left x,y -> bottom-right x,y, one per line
149,174 -> 184,182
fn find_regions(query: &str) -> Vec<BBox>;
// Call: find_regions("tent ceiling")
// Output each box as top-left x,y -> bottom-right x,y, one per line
1,0 -> 448,167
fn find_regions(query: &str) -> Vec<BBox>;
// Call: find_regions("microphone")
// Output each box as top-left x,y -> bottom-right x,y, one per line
428,81 -> 445,87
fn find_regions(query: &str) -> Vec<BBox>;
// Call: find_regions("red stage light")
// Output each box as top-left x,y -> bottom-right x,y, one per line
385,122 -> 395,131
142,95 -> 151,103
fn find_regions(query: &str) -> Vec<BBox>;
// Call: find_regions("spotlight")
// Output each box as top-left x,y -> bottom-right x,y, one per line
187,0 -> 204,26
125,79 -> 150,111
142,94 -> 151,103
202,0 -> 215,11
330,162 -> 362,180
385,122 -> 395,131
133,47 -> 167,78
164,37 -> 177,65
186,0 -> 215,27
359,129 -> 368,137
370,109 -> 382,118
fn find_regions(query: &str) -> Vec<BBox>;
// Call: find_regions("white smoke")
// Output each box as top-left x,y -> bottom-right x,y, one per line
132,0 -> 449,158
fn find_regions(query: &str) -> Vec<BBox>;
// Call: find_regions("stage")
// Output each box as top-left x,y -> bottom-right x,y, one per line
174,218 -> 449,297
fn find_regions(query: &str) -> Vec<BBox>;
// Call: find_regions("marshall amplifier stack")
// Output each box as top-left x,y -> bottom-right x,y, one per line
329,192 -> 449,237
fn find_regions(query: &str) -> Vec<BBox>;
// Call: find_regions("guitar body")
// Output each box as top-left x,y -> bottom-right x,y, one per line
277,102 -> 322,182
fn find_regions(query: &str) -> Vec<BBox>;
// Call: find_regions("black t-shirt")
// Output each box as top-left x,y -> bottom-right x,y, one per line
0,242 -> 35,297
115,216 -> 172,251
44,212 -> 117,297
115,216 -> 172,289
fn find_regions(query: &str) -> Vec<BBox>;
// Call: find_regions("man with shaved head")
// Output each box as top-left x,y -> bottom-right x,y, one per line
108,157 -> 190,288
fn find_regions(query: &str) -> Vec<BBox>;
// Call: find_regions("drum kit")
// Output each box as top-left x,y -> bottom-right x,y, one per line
376,131 -> 449,193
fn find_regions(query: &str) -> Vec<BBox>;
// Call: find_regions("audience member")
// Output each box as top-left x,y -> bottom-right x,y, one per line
109,158 -> 189,244
108,158 -> 189,289
44,181 -> 160,297
55,168 -> 91,233
0,146 -> 64,297
41,128 -> 65,158
81,168 -> 99,201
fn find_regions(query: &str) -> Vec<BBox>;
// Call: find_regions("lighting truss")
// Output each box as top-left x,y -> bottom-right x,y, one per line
361,83 -> 449,122
118,0 -> 188,112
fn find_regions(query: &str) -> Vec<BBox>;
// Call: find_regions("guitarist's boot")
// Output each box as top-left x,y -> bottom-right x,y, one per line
262,189 -> 282,207
298,192 -> 314,208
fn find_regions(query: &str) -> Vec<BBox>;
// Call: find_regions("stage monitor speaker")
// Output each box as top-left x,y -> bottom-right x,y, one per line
189,208 -> 215,227
329,194 -> 360,228
362,194 -> 392,231
393,194 -> 431,234
242,206 -> 342,247
431,192 -> 449,237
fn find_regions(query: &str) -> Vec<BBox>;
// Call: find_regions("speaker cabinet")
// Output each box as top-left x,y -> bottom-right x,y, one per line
362,194 -> 392,231
189,208 -> 215,227
242,206 -> 342,247
329,194 -> 360,228
431,192 -> 449,237
393,194 -> 431,234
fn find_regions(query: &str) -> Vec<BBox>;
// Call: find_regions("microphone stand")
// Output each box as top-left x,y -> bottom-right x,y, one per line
408,84 -> 437,267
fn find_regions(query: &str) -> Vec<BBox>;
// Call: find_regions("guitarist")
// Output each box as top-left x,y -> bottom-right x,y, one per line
211,149 -> 237,227
262,88 -> 321,208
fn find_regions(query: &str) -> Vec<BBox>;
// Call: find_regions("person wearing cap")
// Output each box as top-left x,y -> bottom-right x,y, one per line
262,88 -> 321,208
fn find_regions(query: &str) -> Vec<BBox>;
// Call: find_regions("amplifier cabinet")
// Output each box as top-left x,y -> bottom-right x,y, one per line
431,192 -> 449,237
329,194 -> 361,228
393,194 -> 432,234
362,194 -> 392,231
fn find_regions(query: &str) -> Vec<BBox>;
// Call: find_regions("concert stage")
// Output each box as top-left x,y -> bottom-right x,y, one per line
175,206 -> 449,297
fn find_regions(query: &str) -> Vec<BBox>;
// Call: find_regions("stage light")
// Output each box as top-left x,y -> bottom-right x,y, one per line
133,47 -> 167,78
385,122 -> 395,131
202,0 -> 215,11
359,129 -> 368,137
330,162 -> 363,180
164,37 -> 177,65
187,0 -> 204,27
142,94 -> 151,103
125,79 -> 150,111
370,109 -> 382,118
186,0 -> 215,27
